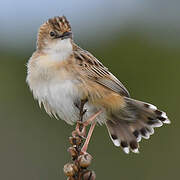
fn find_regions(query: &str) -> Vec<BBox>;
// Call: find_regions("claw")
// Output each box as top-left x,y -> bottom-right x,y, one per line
73,121 -> 86,138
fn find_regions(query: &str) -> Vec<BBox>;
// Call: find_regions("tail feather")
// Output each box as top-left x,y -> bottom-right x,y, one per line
106,97 -> 170,154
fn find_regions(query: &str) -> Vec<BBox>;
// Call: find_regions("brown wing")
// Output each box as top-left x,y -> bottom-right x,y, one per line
73,45 -> 130,97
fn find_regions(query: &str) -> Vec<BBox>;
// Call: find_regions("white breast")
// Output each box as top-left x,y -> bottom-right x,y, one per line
27,38 -> 81,124
28,74 -> 106,125
27,38 -> 106,125
46,79 -> 81,124
28,72 -> 82,124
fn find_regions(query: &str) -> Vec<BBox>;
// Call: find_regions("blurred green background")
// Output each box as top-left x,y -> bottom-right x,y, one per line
0,1 -> 179,180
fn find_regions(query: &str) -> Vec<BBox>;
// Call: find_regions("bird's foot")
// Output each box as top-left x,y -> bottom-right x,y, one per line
72,121 -> 86,138
72,110 -> 103,154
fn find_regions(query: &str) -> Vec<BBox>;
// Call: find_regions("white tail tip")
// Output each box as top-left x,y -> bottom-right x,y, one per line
123,147 -> 130,154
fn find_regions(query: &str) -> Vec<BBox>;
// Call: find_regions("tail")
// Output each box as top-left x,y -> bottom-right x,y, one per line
106,97 -> 170,154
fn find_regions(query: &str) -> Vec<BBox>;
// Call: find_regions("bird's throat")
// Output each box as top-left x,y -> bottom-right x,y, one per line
44,38 -> 73,62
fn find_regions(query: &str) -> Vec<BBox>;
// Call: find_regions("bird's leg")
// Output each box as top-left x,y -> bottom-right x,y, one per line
81,121 -> 97,154
73,99 -> 103,153
80,110 -> 102,154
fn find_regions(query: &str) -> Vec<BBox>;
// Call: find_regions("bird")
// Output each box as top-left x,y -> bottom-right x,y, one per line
26,16 -> 170,154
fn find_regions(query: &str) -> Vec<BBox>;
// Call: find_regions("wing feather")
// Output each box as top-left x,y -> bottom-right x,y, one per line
73,45 -> 130,97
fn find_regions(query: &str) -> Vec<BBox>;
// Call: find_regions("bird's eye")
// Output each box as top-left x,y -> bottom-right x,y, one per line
50,31 -> 55,37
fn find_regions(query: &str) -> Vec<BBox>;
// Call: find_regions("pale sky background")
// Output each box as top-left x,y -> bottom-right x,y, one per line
0,0 -> 180,49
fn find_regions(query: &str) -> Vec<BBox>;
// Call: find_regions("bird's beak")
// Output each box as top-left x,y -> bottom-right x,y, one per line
56,32 -> 72,39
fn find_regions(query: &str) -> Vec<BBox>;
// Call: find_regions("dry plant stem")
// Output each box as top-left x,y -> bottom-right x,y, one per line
64,100 -> 99,180
79,99 -> 87,129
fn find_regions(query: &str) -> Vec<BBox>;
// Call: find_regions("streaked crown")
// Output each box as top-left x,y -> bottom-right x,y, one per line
37,16 -> 72,50
48,16 -> 71,33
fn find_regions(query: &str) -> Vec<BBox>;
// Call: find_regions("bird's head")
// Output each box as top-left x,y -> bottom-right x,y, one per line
37,16 -> 73,53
